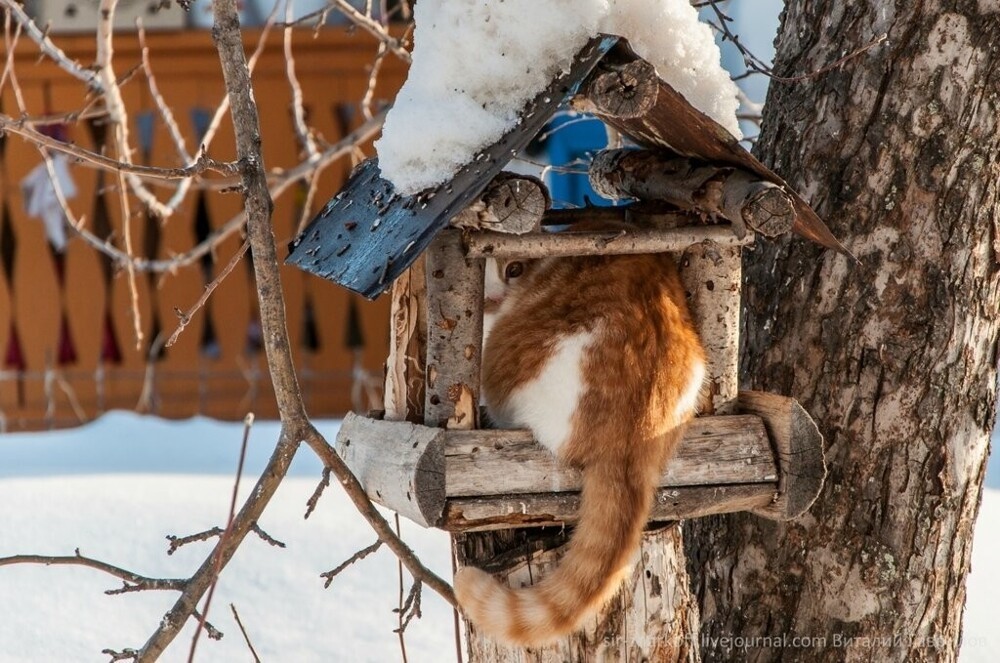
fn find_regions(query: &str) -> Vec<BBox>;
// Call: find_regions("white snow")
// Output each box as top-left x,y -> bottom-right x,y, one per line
0,412 -> 996,662
0,413 -> 454,662
376,0 -> 742,195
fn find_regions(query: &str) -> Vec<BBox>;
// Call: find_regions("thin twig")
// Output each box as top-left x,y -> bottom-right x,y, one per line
0,551 -> 186,593
166,527 -> 225,555
329,0 -> 411,63
230,604 -> 262,663
251,524 -> 286,548
362,41 -> 388,121
166,239 -> 249,348
187,413 -> 255,663
304,466 -> 332,519
321,540 -> 384,588
395,513 -> 409,663
393,581 -> 423,634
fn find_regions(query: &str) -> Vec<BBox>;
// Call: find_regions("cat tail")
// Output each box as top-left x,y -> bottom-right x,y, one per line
454,435 -> 672,647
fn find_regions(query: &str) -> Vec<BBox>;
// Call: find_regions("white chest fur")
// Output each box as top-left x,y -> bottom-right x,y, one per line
488,330 -> 596,457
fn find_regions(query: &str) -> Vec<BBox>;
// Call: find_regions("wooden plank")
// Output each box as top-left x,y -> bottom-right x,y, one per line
335,411 -> 446,528
444,415 -> 776,497
442,483 -> 777,532
463,224 -> 750,260
740,390 -> 826,521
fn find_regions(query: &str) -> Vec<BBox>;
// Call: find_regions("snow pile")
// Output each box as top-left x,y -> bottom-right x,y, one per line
376,0 -> 742,195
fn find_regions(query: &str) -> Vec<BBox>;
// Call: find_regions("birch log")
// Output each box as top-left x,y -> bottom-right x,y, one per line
463,224 -> 750,260
423,230 -> 485,430
589,149 -> 796,238
573,40 -> 847,255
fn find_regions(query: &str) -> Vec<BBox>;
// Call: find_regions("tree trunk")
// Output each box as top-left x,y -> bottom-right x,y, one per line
689,3 -> 1000,662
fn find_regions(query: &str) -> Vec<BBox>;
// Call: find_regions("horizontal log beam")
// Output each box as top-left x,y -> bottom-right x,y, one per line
444,415 -> 775,497
462,224 -> 751,260
589,149 -> 796,238
336,408 -> 778,528
441,483 -> 777,532
336,413 -> 446,528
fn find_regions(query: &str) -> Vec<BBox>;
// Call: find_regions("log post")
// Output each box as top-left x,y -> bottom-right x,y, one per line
423,230 -> 485,429
680,241 -> 742,416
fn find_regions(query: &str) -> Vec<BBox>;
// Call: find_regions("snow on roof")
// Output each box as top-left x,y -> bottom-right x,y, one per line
376,0 -> 742,196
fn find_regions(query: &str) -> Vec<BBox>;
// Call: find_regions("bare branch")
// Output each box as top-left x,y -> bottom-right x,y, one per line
321,540 -> 384,588
0,551 -> 186,593
304,466 -> 332,519
68,109 -> 388,275
0,116 -> 239,180
230,604 -> 262,663
188,413 -> 255,662
0,0 -> 102,90
329,0 -> 412,63
166,239 -> 249,348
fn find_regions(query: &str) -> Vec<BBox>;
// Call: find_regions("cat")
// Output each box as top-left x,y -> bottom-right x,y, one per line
454,225 -> 706,646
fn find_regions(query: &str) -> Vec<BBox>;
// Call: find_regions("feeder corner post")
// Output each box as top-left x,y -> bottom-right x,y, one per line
423,229 -> 485,430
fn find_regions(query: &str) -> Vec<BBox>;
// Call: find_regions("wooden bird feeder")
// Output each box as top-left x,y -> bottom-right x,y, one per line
287,40 -> 829,537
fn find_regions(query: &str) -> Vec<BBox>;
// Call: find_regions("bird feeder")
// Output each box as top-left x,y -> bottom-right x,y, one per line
288,41 -> 831,648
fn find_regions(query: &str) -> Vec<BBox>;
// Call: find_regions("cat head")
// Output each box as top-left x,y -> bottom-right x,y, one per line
484,258 -> 533,313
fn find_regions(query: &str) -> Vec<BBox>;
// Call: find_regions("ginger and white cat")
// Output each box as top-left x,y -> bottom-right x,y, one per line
454,228 -> 706,646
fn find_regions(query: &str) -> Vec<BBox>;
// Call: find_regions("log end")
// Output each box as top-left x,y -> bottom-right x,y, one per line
336,413 -> 447,528
738,391 -> 827,521
741,186 -> 796,237
584,57 -> 659,119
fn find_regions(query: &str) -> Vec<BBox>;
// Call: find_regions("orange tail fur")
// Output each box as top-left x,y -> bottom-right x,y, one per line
454,432 -> 678,647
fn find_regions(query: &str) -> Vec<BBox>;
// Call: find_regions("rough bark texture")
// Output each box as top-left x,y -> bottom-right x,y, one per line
384,258 -> 427,423
424,231 -> 485,430
689,4 -> 1000,662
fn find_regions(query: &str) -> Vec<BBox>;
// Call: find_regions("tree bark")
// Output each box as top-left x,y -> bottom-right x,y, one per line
689,3 -> 1000,662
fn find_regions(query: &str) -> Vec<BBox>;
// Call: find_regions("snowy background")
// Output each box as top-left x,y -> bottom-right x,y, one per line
1,3 -> 997,662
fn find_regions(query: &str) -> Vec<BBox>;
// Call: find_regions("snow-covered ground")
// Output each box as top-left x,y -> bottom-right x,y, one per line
0,413 -> 996,662
0,414 -> 455,662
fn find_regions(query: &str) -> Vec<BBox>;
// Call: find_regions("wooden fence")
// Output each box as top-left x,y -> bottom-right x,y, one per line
0,27 -> 406,430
